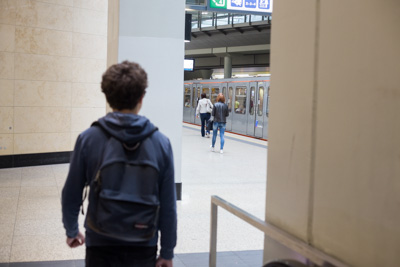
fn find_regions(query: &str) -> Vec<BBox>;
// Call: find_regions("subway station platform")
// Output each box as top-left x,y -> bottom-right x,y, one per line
0,123 -> 269,267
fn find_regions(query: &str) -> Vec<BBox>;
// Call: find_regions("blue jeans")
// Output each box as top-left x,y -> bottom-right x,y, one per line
212,122 -> 226,150
200,113 -> 211,137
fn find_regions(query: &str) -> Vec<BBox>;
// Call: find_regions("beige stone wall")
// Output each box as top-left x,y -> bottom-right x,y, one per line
266,0 -> 400,266
0,0 -> 108,155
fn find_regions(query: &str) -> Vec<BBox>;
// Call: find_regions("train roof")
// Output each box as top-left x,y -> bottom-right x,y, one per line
184,75 -> 271,84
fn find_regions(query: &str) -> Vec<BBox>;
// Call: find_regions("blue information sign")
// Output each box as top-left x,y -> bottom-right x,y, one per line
259,0 -> 270,9
244,0 -> 257,9
231,0 -> 242,8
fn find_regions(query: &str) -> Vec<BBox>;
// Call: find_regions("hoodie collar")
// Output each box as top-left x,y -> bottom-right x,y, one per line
96,112 -> 157,144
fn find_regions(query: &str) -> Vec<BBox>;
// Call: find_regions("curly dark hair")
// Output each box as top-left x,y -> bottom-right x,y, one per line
101,61 -> 148,110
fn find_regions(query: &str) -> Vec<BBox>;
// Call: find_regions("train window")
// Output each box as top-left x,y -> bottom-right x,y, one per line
192,87 -> 200,108
211,87 -> 219,104
202,87 -> 210,98
184,87 -> 191,108
197,87 -> 201,104
258,87 -> 264,116
250,87 -> 255,115
222,87 -> 226,103
192,87 -> 197,108
234,86 -> 247,114
228,87 -> 233,113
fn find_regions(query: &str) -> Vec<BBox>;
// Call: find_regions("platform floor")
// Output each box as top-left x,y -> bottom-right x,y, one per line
0,123 -> 269,266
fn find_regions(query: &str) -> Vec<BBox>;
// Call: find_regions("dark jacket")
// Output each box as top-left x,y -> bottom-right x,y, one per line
61,112 -> 177,260
212,102 -> 229,122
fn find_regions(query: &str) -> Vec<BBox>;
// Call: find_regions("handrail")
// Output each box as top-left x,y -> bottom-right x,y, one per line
209,195 -> 349,267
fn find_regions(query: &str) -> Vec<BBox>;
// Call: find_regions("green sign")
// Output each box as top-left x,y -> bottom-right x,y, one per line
210,0 -> 227,9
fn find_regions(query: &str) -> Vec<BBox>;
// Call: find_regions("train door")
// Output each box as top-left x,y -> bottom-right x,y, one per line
255,82 -> 266,138
231,82 -> 248,135
263,84 -> 270,139
192,85 -> 201,124
246,81 -> 268,138
226,86 -> 233,131
183,85 -> 192,123
246,82 -> 257,137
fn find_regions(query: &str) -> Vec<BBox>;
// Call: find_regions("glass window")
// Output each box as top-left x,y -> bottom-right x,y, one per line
211,87 -> 219,104
217,13 -> 229,26
192,87 -> 198,108
258,87 -> 264,116
222,87 -> 227,103
251,15 -> 263,22
202,87 -> 210,98
197,87 -> 201,102
232,14 -> 246,24
228,87 -> 233,113
234,86 -> 247,114
191,12 -> 200,29
250,87 -> 255,115
201,12 -> 213,27
184,87 -> 191,108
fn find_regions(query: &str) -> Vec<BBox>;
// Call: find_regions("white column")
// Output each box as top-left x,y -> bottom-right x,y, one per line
118,0 -> 186,198
265,0 -> 400,266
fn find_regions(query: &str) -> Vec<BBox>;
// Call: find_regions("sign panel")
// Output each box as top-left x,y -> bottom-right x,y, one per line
184,59 -> 194,71
209,0 -> 273,14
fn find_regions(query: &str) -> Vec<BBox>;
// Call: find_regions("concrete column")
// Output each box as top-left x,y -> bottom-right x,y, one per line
114,0 -> 185,198
224,55 -> 232,78
265,0 -> 400,266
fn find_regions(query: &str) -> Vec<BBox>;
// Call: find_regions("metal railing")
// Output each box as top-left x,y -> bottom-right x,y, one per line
190,11 -> 271,29
209,195 -> 349,267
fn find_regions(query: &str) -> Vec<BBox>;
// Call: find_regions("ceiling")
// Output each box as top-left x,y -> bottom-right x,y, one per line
184,20 -> 271,70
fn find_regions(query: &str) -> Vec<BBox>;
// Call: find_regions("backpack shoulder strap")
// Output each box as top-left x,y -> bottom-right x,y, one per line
80,121 -> 110,215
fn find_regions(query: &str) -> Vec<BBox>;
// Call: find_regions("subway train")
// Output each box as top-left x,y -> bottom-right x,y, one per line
183,76 -> 270,139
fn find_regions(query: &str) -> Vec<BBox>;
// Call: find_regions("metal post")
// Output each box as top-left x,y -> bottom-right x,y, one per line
209,201 -> 218,267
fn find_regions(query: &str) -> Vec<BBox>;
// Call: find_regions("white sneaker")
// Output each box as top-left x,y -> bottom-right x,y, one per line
210,145 -> 215,152
220,150 -> 223,154
206,133 -> 210,138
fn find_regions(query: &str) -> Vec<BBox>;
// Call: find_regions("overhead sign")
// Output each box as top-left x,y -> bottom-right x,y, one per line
208,0 -> 273,14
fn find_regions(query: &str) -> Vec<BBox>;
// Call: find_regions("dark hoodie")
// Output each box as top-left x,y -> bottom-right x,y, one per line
62,112 -> 177,260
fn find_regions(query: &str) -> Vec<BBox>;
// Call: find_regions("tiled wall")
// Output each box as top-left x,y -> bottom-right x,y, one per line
0,0 -> 108,156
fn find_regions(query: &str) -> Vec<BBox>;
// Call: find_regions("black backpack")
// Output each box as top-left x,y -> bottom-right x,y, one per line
85,122 -> 159,242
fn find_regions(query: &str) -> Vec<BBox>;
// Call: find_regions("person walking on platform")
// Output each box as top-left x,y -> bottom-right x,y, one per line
196,93 -> 213,137
210,93 -> 229,154
61,61 -> 177,267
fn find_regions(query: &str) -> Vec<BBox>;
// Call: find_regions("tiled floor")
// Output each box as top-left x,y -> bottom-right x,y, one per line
0,123 -> 269,266
0,250 -> 263,267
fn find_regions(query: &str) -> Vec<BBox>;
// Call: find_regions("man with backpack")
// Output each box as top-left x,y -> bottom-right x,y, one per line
62,61 -> 177,267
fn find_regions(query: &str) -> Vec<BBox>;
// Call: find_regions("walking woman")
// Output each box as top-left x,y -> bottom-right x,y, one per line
210,93 -> 229,154
196,93 -> 213,137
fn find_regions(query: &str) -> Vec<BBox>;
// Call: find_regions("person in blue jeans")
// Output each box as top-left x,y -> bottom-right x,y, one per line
210,93 -> 229,154
196,93 -> 213,137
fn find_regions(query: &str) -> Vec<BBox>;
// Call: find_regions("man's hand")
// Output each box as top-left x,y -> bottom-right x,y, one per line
66,231 -> 85,248
156,256 -> 173,267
